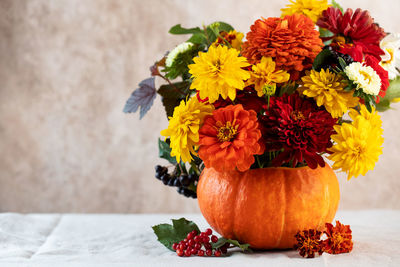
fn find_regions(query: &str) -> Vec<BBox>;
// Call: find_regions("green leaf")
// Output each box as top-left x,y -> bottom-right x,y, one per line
157,81 -> 191,117
152,218 -> 201,251
169,24 -> 202,35
187,33 -> 207,44
206,21 -> 235,43
376,98 -> 391,112
376,77 -> 400,111
338,57 -> 347,70
123,77 -> 157,119
158,138 -> 177,165
312,49 -> 333,71
211,237 -> 252,252
319,27 -> 333,38
332,0 -> 344,13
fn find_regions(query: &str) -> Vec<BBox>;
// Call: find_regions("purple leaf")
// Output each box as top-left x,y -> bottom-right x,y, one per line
123,77 -> 157,119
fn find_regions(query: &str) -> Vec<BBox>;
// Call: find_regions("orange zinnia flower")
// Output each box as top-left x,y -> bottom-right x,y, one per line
322,221 -> 353,254
198,105 -> 264,172
242,14 -> 323,79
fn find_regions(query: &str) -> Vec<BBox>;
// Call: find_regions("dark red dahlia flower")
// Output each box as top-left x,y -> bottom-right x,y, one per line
317,7 -> 386,61
260,93 -> 337,168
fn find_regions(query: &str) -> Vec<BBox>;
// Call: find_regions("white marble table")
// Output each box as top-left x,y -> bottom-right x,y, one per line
0,210 -> 399,267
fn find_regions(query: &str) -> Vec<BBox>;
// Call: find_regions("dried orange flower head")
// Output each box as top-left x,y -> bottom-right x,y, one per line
323,221 -> 353,254
294,229 -> 323,258
242,14 -> 323,79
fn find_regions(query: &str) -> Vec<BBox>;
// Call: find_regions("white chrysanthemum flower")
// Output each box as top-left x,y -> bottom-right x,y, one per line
166,42 -> 194,67
345,62 -> 381,96
380,33 -> 400,80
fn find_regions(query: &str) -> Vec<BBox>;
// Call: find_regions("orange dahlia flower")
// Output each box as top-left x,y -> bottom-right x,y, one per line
242,14 -> 323,78
198,105 -> 264,172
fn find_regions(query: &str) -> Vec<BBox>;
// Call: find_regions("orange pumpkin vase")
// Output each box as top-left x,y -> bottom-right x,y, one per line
197,165 -> 340,249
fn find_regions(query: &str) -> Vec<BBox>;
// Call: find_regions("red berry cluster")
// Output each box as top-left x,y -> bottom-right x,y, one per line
172,228 -> 229,257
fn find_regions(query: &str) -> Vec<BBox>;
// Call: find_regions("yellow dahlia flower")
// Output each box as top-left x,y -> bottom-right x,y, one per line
281,0 -> 330,23
160,97 -> 213,163
328,107 -> 384,180
300,69 -> 359,118
188,45 -> 250,103
349,105 -> 383,134
247,57 -> 290,97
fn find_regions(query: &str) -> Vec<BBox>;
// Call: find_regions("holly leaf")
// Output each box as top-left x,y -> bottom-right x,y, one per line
157,81 -> 191,117
123,77 -> 156,119
211,237 -> 252,252
152,218 -> 201,251
158,138 -> 177,165
169,24 -> 203,35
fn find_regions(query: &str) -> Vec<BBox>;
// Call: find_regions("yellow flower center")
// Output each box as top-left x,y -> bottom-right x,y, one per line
382,48 -> 394,65
359,70 -> 373,83
211,59 -> 222,74
291,110 -> 305,121
332,232 -> 344,247
216,121 -> 238,142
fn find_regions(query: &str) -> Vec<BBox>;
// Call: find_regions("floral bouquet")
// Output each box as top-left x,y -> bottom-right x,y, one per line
124,0 -> 399,258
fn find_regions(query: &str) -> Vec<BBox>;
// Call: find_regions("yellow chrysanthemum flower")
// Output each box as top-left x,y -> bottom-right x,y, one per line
160,97 -> 213,163
328,107 -> 384,180
247,57 -> 290,97
300,69 -> 359,118
188,45 -> 250,103
212,30 -> 244,51
281,0 -> 330,23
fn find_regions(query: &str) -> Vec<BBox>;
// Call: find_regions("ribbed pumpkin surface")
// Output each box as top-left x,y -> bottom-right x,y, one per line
197,165 -> 340,249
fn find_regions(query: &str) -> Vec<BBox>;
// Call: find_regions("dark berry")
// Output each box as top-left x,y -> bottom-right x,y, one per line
173,179 -> 181,187
188,239 -> 195,247
191,230 -> 197,236
168,178 -> 176,186
194,235 -> 202,243
191,248 -> 197,255
197,250 -> 204,256
205,228 -> 212,236
184,249 -> 191,257
211,235 -> 218,243
187,232 -> 194,240
188,174 -> 197,182
220,246 -> 228,254
161,173 -> 171,185
203,236 -> 210,243
206,249 -> 212,256
176,249 -> 184,257
179,174 -> 190,186
204,243 -> 212,250
194,243 -> 201,250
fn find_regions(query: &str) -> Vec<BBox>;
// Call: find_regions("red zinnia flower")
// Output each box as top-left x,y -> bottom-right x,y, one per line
260,93 -> 337,168
322,221 -> 353,254
242,14 -> 323,79
198,105 -> 264,172
317,7 -> 386,61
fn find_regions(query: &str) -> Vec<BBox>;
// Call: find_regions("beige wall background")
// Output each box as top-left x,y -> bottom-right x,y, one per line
0,0 -> 399,213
